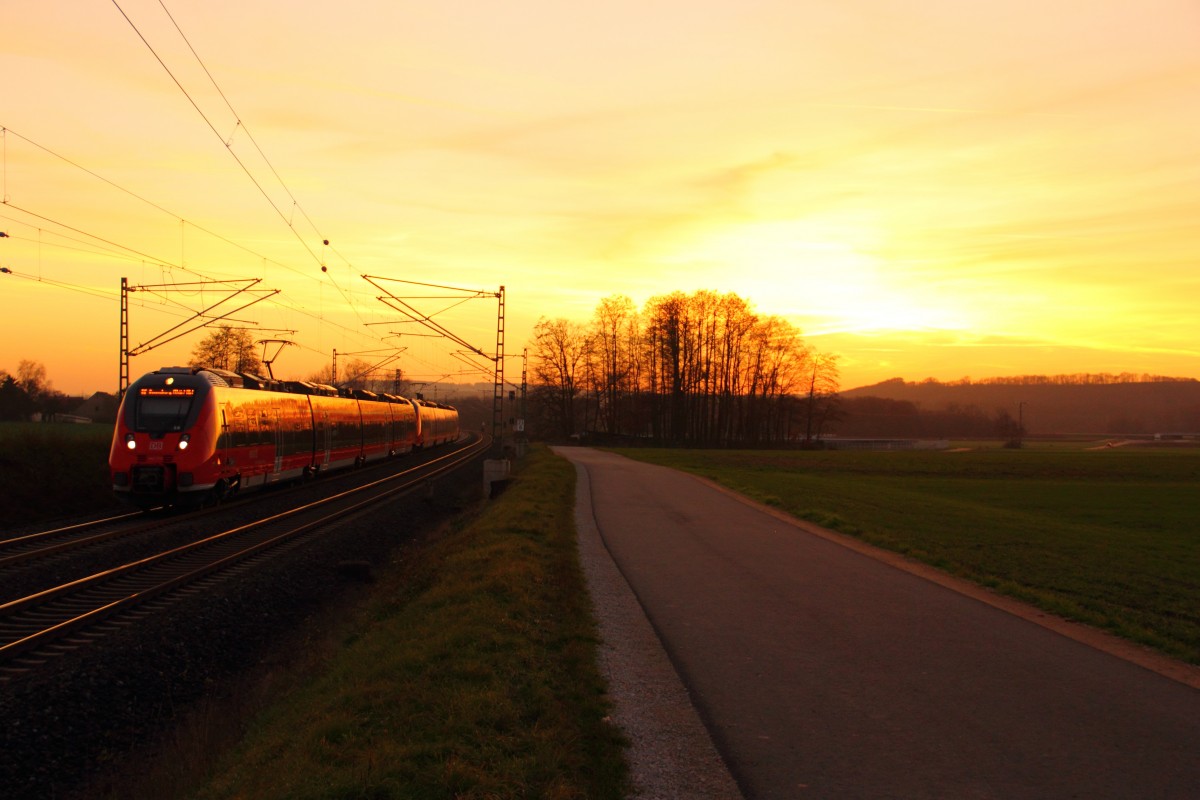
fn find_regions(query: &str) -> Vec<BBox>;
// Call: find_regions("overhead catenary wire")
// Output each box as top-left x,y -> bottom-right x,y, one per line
3,127 -> 321,287
154,0 -> 374,327
0,127 -> 370,336
0,133 -> 395,366
3,200 -> 189,278
109,0 -> 328,271
7,9 -> 502,387
0,267 -> 121,303
363,275 -> 500,360
0,205 -> 398,376
0,212 -> 148,267
154,0 -> 328,251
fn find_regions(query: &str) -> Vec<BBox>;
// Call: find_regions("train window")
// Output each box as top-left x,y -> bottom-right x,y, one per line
136,391 -> 194,432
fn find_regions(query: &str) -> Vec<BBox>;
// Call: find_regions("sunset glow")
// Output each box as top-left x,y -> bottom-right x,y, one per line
2,0 -> 1198,395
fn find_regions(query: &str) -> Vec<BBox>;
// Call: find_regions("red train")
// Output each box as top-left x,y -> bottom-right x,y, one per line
109,366 -> 459,509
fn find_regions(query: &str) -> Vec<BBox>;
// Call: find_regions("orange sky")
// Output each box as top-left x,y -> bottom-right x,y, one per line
3,0 -> 1198,396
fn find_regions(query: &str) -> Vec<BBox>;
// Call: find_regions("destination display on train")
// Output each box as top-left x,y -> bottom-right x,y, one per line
139,387 -> 196,397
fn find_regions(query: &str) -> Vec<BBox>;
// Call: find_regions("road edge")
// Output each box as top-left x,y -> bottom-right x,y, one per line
688,471 -> 1200,691
564,453 -> 744,800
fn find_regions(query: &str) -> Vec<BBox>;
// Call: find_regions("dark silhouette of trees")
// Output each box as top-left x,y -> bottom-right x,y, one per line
836,375 -> 1200,437
16,360 -> 49,399
799,350 -> 841,445
0,373 -> 36,421
189,326 -> 263,375
590,295 -> 642,439
530,317 -> 588,439
994,408 -> 1026,448
1,361 -> 70,421
530,290 -> 837,446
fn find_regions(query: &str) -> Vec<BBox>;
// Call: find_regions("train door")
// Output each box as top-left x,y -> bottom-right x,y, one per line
321,409 -> 332,468
273,406 -> 284,475
219,406 -> 231,469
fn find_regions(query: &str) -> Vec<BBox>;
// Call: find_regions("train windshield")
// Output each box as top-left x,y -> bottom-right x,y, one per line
135,387 -> 196,432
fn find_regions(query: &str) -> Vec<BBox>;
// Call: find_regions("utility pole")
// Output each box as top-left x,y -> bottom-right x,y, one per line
493,285 -> 506,444
119,277 -> 129,400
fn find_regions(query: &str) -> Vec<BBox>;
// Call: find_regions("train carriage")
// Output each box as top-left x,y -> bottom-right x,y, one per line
413,399 -> 459,448
382,393 -> 419,457
109,366 -> 444,509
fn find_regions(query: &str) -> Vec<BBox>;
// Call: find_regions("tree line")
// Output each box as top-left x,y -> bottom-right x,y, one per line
0,361 -> 78,422
838,377 -> 1200,437
830,397 -> 1028,441
898,373 -> 1197,387
530,291 -> 839,446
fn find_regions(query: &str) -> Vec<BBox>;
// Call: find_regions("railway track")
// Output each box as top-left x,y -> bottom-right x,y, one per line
0,510 -> 167,571
0,434 -> 488,677
0,433 -> 479,575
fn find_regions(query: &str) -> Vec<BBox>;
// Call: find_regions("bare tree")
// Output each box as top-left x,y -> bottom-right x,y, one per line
16,360 -> 50,398
643,291 -> 689,442
14,360 -> 69,420
994,408 -> 1025,448
591,294 -> 640,436
530,316 -> 588,439
305,363 -> 337,386
189,326 -> 263,375
799,350 -> 841,445
533,290 -> 833,447
305,358 -> 394,392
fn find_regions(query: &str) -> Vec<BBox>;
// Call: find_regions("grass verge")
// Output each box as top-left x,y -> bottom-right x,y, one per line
190,444 -> 628,800
0,422 -> 126,527
612,443 -> 1200,665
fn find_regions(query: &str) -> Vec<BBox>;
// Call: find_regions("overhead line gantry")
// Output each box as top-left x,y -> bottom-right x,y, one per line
119,276 -> 278,398
362,276 -> 506,440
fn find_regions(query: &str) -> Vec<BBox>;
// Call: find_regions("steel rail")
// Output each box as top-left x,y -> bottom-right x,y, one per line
0,435 -> 488,664
1,510 -> 146,544
0,434 -> 476,569
0,512 -> 173,570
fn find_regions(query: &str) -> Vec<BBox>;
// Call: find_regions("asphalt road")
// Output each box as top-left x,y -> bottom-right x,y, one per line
556,447 -> 1200,800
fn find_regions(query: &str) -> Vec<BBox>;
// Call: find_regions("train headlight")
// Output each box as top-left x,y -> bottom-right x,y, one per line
125,433 -> 136,450
178,434 -> 190,451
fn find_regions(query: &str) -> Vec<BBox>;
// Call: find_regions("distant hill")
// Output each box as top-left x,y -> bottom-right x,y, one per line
836,377 -> 1200,436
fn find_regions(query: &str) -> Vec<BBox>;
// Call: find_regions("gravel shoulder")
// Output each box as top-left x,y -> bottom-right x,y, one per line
565,453 -> 743,800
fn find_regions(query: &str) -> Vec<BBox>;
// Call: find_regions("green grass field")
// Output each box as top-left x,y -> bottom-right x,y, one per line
0,421 -> 126,527
612,442 -> 1200,664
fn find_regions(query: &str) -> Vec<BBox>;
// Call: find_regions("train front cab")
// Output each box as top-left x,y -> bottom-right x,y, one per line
110,369 -> 222,508
112,368 -> 317,509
